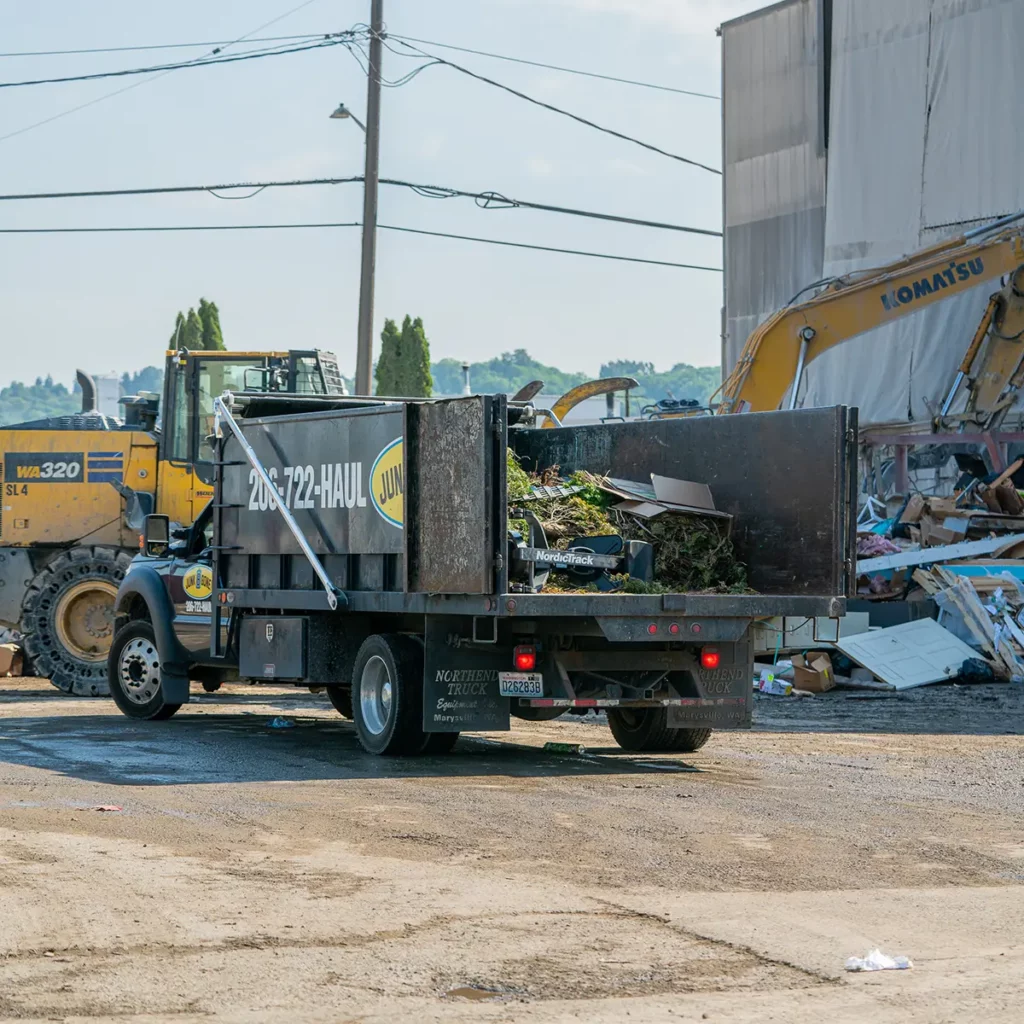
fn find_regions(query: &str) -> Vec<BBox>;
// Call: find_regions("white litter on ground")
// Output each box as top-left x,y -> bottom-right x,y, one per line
845,949 -> 913,972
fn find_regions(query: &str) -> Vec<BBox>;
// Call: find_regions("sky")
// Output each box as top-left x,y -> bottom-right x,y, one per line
0,0 -> 765,388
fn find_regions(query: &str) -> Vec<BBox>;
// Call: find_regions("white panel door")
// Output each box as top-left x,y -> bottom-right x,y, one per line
835,619 -> 979,689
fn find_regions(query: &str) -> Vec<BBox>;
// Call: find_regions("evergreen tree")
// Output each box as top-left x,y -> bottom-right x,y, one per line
399,315 -> 432,397
198,298 -> 225,350
169,311 -> 187,348
374,318 -> 402,396
183,308 -> 203,349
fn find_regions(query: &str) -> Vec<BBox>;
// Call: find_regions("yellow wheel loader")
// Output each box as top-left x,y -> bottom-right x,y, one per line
0,348 -> 346,695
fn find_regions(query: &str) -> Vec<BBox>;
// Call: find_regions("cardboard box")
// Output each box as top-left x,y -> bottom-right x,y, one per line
0,643 -> 22,677
920,517 -> 960,548
926,497 -> 960,517
790,652 -> 834,693
900,494 -> 926,525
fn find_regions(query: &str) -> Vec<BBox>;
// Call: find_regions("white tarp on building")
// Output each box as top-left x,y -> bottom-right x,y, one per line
725,0 -> 1024,427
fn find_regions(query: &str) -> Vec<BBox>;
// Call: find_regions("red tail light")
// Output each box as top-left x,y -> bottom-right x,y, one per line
701,648 -> 721,670
514,645 -> 537,671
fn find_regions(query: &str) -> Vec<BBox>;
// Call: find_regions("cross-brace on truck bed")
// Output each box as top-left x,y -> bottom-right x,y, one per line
109,392 -> 856,755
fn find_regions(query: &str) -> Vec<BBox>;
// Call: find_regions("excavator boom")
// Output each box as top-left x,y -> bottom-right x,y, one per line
720,211 -> 1024,414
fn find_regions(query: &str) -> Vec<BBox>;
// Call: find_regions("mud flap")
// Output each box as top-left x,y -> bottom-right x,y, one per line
422,616 -> 510,733
667,634 -> 753,730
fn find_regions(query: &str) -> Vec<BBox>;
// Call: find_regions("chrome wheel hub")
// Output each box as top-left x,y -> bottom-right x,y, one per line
359,655 -> 393,736
119,637 -> 161,705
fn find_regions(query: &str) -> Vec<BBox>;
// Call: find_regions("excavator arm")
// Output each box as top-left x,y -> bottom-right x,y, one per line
719,211 -> 1024,415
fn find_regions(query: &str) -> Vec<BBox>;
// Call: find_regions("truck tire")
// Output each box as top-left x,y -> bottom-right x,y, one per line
351,634 -> 428,756
326,686 -> 353,719
607,708 -> 712,753
422,730 -> 460,754
106,620 -> 182,721
21,546 -> 134,696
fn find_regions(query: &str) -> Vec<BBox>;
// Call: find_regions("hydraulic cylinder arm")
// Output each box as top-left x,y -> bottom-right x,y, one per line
718,211 -> 1024,414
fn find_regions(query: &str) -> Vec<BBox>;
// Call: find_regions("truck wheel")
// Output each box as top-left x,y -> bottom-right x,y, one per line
21,546 -> 133,696
107,621 -> 182,721
667,727 -> 712,753
326,686 -> 353,719
351,634 -> 427,755
607,708 -> 712,753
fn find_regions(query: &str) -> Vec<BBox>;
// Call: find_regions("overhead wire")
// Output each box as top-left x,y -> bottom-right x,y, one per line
0,221 -> 721,271
382,36 -> 721,175
0,33 -> 335,59
0,175 -> 721,236
388,33 -> 719,100
0,35 -> 355,89
0,0 -> 329,144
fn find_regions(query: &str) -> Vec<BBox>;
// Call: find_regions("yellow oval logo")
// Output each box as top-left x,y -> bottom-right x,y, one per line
183,564 -> 213,600
370,437 -> 404,528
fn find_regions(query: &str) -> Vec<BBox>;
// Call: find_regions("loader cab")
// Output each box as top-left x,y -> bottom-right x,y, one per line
157,349 -> 345,524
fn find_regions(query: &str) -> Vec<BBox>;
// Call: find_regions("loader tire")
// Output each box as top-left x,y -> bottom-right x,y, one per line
607,707 -> 712,754
21,546 -> 134,697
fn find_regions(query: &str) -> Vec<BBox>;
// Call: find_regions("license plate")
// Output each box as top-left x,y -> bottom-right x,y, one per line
498,672 -> 544,697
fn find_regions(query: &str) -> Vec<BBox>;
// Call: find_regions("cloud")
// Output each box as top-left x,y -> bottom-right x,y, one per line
526,156 -> 555,176
419,134 -> 445,160
554,0 -> 765,35
603,157 -> 651,177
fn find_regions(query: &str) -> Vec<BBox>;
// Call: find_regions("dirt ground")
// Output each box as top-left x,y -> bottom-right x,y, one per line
0,677 -> 1022,1023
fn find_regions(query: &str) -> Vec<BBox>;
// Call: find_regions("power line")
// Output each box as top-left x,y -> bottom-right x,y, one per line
0,220 -> 721,270
0,175 -> 722,237
376,224 -> 720,270
388,34 -> 719,100
0,33 -> 333,58
0,177 -> 359,201
384,37 -> 721,175
0,0 -> 327,145
0,30 -> 719,101
0,36 -> 352,89
378,178 -> 721,236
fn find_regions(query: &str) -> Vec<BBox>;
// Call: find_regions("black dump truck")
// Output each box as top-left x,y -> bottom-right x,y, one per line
108,393 -> 856,755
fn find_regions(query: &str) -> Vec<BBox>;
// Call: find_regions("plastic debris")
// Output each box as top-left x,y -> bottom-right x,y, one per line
757,669 -> 792,696
958,657 -> 997,684
845,949 -> 913,972
543,742 -> 586,754
267,717 -> 296,729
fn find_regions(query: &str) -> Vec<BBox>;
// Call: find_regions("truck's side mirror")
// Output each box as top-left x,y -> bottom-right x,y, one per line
143,514 -> 170,557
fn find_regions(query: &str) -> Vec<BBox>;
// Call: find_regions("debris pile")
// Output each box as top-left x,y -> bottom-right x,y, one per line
506,451 -> 749,594
846,459 -> 1024,683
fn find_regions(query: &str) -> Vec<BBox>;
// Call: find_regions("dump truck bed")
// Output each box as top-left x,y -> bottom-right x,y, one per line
213,396 -> 855,619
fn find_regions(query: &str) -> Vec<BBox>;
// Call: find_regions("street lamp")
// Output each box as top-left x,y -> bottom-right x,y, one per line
329,102 -> 366,133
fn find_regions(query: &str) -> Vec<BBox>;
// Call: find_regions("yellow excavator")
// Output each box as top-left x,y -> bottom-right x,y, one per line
718,210 -> 1024,425
0,348 -> 346,695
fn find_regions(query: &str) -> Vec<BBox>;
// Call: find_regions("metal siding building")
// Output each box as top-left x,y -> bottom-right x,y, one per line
722,0 -> 1024,427
721,0 -> 827,379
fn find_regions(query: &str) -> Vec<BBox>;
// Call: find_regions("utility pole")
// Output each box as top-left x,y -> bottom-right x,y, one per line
355,0 -> 383,395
